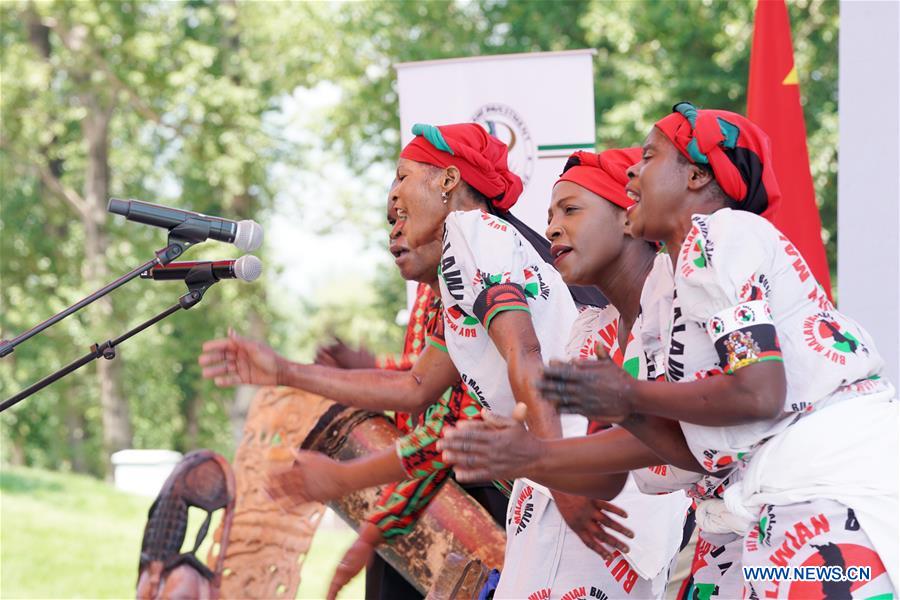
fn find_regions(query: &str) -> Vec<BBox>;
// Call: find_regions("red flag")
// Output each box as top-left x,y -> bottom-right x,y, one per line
748,0 -> 832,299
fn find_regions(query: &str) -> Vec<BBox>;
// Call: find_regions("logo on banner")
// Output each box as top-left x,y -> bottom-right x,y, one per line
471,103 -> 536,188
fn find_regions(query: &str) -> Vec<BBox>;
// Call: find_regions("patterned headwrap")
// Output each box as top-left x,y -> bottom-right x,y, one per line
654,102 -> 781,219
399,123 -> 524,211
555,148 -> 642,210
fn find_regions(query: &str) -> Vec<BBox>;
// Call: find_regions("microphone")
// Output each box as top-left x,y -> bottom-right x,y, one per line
108,198 -> 263,252
141,256 -> 263,282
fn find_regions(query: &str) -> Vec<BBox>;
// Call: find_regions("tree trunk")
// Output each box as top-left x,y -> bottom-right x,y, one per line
81,98 -> 133,465
218,2 -> 265,448
25,8 -> 131,473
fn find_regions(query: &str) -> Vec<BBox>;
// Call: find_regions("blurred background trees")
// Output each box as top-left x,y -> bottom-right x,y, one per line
0,0 -> 838,477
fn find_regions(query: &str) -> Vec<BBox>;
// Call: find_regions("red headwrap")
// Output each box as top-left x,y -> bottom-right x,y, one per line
555,148 -> 642,209
399,123 -> 524,211
654,102 -> 781,219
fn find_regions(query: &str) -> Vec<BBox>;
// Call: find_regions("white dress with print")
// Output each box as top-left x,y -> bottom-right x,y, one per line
641,209 -> 897,597
535,305 -> 691,600
437,209 -> 591,599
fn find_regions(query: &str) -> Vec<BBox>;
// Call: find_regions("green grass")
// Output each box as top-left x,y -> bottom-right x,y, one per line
0,465 -> 364,599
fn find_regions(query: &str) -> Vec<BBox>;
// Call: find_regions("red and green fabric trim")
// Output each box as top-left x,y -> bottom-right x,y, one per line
425,310 -> 448,353
426,335 -> 448,353
396,388 -> 468,477
472,282 -> 530,330
368,469 -> 450,540
723,349 -> 783,374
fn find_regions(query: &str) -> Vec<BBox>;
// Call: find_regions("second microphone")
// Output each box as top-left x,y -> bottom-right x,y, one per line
141,256 -> 262,282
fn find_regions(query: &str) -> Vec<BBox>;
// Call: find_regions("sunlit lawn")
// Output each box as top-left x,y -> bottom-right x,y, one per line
0,465 -> 364,599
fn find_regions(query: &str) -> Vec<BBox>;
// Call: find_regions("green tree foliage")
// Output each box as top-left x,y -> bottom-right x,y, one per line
1,0 -> 327,474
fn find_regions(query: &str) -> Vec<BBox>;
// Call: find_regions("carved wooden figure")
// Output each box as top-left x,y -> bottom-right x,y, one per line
136,450 -> 235,600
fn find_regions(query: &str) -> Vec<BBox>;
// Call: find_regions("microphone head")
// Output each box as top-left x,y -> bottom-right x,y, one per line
233,255 -> 262,282
108,198 -> 130,216
234,220 -> 264,252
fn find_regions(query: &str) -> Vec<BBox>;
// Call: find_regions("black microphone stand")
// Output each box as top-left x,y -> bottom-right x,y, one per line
0,218 -> 216,358
0,263 -> 221,413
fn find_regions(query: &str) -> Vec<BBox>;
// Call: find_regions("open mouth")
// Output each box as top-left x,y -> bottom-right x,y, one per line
550,244 -> 573,265
391,247 -> 409,260
626,189 -> 641,203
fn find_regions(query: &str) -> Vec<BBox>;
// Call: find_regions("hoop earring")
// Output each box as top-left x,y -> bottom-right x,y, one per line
441,192 -> 449,205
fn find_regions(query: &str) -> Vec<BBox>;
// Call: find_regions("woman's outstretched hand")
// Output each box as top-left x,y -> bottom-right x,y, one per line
554,491 -> 635,560
198,328 -> 282,387
439,403 -> 540,482
264,447 -> 348,509
539,344 -> 634,423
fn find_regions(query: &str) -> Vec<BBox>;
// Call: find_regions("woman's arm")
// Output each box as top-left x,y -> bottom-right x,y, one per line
618,414 -> 705,472
441,409 -> 699,495
277,344 -> 459,414
630,362 -> 785,424
199,330 -> 460,414
541,354 -> 786,427
264,446 -> 406,507
487,310 -> 561,438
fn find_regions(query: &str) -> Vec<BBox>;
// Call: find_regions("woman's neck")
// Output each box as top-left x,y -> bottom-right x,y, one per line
427,278 -> 440,296
447,193 -> 485,214
665,198 -> 724,267
665,220 -> 691,268
594,240 -> 656,332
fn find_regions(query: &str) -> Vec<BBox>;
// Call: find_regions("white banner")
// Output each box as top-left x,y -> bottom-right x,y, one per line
838,1 -> 900,386
395,49 -> 597,235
